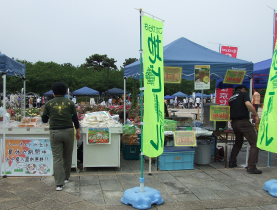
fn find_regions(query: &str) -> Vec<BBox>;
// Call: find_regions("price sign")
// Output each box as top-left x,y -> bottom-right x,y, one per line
164,66 -> 182,83
210,105 -> 230,121
87,128 -> 110,144
223,70 -> 246,84
174,131 -> 196,147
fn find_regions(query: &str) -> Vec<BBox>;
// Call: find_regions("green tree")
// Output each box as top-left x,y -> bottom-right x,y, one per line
82,54 -> 117,71
122,58 -> 138,67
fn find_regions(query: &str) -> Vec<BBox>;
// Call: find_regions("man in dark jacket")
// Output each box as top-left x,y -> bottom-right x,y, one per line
228,85 -> 261,174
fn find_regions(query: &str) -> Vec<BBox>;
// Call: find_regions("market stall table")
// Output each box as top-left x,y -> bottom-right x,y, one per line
80,127 -> 123,171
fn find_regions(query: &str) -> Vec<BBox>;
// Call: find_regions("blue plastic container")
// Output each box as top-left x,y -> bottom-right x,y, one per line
156,146 -> 195,170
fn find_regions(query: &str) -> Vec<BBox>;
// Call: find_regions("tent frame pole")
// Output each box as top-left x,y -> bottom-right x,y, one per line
124,77 -> 126,124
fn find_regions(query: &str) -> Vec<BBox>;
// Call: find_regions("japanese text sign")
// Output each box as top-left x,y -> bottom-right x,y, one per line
257,45 -> 277,152
215,88 -> 233,105
142,15 -> 164,157
174,131 -> 196,147
221,46 -> 238,58
164,66 -> 182,83
87,128 -> 110,144
194,65 -> 210,90
223,70 -> 246,84
210,105 -> 230,121
3,139 -> 53,176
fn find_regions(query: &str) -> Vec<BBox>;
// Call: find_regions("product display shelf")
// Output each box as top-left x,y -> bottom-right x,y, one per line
0,127 -> 79,172
81,127 -> 123,171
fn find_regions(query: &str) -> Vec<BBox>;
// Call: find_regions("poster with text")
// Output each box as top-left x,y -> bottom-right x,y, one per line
164,66 -> 182,83
194,65 -> 210,90
174,131 -> 196,146
223,70 -> 245,84
3,139 -> 53,176
216,88 -> 233,105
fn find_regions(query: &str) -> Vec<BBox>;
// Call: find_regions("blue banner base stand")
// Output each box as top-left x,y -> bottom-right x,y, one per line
121,186 -> 164,209
264,179 -> 277,197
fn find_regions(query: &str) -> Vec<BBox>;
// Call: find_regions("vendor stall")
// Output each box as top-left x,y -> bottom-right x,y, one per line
0,123 -> 79,176
79,111 -> 123,171
81,127 -> 122,171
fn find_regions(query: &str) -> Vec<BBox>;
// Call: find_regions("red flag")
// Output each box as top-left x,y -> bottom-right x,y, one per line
216,88 -> 233,105
221,46 -> 238,58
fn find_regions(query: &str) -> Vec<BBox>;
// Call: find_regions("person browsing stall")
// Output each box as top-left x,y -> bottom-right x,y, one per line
42,82 -> 81,191
119,111 -> 132,125
228,85 -> 261,174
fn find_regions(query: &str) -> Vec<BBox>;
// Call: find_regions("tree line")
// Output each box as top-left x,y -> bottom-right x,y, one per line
1,54 -> 215,97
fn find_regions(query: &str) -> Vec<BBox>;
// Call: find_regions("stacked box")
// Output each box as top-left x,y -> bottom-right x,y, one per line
122,142 -> 141,160
156,146 -> 195,170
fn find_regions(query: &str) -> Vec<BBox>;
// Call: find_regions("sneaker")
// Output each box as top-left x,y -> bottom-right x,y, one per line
56,185 -> 63,191
247,168 -> 262,174
64,179 -> 69,184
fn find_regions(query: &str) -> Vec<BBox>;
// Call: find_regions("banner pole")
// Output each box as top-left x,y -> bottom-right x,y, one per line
273,10 -> 276,54
139,8 -> 144,192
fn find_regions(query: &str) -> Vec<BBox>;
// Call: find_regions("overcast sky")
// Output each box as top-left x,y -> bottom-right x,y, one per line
1,0 -> 276,68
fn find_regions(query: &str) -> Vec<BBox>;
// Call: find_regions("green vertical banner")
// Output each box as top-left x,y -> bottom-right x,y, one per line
142,15 -> 164,157
257,47 -> 277,152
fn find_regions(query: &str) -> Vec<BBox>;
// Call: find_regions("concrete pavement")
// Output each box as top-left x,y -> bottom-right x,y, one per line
1,108 -> 277,210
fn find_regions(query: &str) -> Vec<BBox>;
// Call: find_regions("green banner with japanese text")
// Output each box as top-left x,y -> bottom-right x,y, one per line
257,47 -> 277,152
142,15 -> 164,157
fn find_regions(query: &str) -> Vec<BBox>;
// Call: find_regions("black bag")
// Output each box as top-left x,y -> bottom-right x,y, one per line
77,142 -> 83,163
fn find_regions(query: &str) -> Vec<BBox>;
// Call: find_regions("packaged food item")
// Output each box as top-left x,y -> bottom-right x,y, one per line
27,123 -> 35,127
19,123 -> 26,127
22,117 -> 31,123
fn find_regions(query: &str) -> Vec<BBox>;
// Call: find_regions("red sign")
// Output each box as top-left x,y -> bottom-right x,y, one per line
274,13 -> 277,50
221,46 -> 238,58
216,88 -> 233,105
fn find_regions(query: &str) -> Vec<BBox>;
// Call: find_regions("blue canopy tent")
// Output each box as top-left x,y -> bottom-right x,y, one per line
172,91 -> 188,98
72,86 -> 99,96
0,54 -> 25,177
104,87 -> 127,95
164,95 -> 173,100
124,37 -> 253,80
43,90 -> 53,96
124,37 -> 253,121
72,86 -> 99,103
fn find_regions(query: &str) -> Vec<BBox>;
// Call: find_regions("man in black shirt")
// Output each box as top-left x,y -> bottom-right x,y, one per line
228,85 -> 261,174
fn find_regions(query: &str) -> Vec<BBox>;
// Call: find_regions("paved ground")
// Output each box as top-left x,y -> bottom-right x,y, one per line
2,108 -> 277,210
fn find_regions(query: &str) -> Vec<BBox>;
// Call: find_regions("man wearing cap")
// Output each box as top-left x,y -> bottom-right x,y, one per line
228,85 -> 261,174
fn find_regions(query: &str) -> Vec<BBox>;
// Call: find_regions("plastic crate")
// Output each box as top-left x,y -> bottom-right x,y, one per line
164,119 -> 178,131
122,142 -> 140,160
156,146 -> 195,170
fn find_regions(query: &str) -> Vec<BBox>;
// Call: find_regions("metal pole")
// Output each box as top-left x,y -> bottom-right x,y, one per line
124,77 -> 126,124
139,8 -> 145,192
201,89 -> 204,122
23,78 -> 26,117
244,78 -> 253,167
2,73 -> 7,177
273,10 -> 276,54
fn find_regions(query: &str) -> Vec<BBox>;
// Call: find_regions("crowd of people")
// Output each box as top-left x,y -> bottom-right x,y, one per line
165,96 -> 215,109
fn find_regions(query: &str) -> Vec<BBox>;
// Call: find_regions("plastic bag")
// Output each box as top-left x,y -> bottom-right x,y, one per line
123,124 -> 136,135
